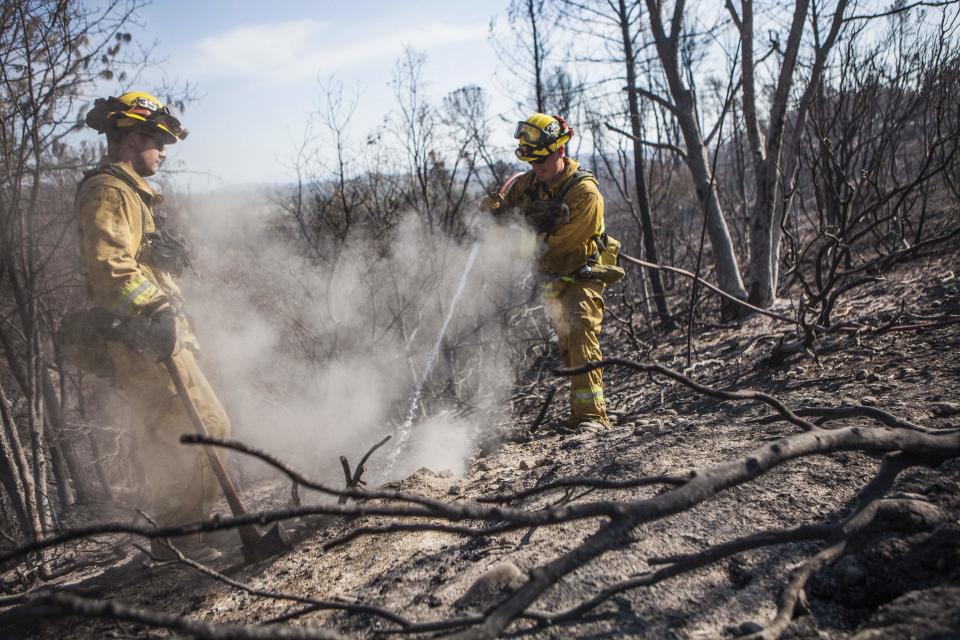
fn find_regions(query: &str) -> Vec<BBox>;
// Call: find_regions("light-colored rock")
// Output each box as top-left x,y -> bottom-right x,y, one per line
868,499 -> 945,533
454,562 -> 527,610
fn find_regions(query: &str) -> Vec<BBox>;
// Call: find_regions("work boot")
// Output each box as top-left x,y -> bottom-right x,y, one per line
149,536 -> 222,563
575,420 -> 607,433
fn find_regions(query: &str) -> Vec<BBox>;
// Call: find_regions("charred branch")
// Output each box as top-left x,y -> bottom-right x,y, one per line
557,358 -> 823,432
1,589 -> 346,639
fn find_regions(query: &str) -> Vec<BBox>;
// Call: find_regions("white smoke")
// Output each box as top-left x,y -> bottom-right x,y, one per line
176,185 -> 535,490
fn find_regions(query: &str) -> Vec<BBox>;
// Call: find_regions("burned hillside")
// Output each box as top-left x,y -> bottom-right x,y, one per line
2,1 -> 960,639
3,247 -> 959,639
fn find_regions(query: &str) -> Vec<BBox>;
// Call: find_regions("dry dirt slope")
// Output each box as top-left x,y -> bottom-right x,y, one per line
13,251 -> 960,639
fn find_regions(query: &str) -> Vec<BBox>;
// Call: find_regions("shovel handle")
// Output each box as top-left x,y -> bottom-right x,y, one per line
163,359 -> 262,548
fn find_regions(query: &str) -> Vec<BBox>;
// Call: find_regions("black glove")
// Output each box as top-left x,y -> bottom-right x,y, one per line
141,305 -> 178,361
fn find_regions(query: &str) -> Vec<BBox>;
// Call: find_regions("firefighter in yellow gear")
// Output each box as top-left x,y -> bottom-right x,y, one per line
486,113 -> 624,430
75,92 -> 230,534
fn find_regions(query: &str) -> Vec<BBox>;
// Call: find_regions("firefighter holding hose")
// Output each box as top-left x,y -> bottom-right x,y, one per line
485,113 -> 624,432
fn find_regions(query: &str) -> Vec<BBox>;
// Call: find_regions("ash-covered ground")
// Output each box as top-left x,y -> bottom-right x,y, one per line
7,252 -> 960,640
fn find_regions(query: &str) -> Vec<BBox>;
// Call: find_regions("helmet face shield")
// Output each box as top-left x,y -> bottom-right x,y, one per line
99,93 -> 189,143
131,100 -> 187,143
153,112 -> 188,142
514,115 -> 569,164
514,120 -> 553,148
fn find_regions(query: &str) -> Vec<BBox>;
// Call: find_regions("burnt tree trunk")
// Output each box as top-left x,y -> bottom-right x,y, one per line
619,0 -> 674,329
0,379 -> 44,543
644,0 -> 749,315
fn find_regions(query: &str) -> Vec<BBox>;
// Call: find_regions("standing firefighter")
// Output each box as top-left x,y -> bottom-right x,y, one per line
72,91 -> 228,558
486,113 -> 624,431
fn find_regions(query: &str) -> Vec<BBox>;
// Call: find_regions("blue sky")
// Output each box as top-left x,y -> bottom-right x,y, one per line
118,0 -> 516,191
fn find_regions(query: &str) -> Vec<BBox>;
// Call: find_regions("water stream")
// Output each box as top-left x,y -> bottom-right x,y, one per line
383,240 -> 482,475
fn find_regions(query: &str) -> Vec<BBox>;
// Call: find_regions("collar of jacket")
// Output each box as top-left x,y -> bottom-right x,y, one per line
99,160 -> 162,205
540,157 -> 580,196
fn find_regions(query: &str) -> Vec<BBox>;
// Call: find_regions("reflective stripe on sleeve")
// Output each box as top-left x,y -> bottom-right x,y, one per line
572,387 -> 603,404
540,280 -> 562,299
113,275 -> 159,314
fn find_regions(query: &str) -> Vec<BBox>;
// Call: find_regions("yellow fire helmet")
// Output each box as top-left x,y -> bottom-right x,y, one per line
85,91 -> 188,144
514,113 -> 572,163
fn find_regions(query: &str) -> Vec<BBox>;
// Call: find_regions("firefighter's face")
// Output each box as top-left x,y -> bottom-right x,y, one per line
530,149 -> 564,185
130,131 -> 166,177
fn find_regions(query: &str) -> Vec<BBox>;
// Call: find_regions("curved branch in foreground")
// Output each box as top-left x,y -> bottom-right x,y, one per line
0,444 -> 920,640
444,426 -> 959,639
753,404 -> 948,434
2,589 -> 345,639
143,539 -> 484,636
4,416 -> 957,576
4,373 -> 957,639
180,434 -> 469,514
152,539 -> 411,628
479,473 -> 689,503
740,452 -> 917,640
529,452 -> 913,628
556,358 -> 822,432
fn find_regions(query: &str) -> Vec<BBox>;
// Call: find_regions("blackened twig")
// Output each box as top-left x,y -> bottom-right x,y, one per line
529,384 -> 559,433
479,474 -> 689,503
2,589 -> 345,639
556,358 -> 821,432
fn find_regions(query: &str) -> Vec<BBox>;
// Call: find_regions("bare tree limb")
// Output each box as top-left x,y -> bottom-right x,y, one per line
754,405 -> 952,434
528,383 -> 558,433
619,252 -> 808,328
480,473 -> 689,503
844,0 -> 960,22
556,358 -> 822,432
337,434 -> 392,505
530,452 -> 914,626
605,122 -> 689,161
884,317 -> 960,332
6,418 -> 954,574
179,434 -> 448,513
1,589 -> 346,639
435,425 -> 958,637
149,538 -> 412,628
621,85 -> 681,117
741,453 -> 924,639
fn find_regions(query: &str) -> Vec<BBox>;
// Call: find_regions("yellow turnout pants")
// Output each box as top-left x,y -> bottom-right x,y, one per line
107,342 -> 230,527
542,278 -> 608,426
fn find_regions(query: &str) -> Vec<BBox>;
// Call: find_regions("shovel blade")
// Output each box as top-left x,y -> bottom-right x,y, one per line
240,523 -> 292,563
